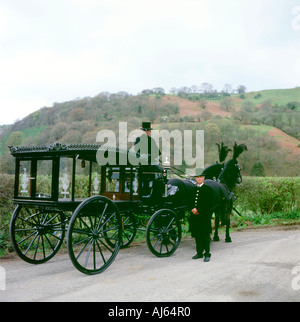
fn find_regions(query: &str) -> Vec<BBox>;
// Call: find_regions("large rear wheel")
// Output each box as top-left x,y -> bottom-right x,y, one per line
67,196 -> 122,275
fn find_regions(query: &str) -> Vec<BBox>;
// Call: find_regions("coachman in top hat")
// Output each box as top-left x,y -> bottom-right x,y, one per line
134,122 -> 161,164
134,122 -> 162,197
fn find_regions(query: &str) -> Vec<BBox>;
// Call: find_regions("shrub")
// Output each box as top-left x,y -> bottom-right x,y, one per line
250,161 -> 265,177
0,174 -> 15,253
234,177 -> 300,215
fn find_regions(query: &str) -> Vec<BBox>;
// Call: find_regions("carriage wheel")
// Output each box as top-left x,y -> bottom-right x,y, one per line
146,209 -> 181,257
104,211 -> 137,249
120,212 -> 137,249
9,204 -> 66,264
67,196 -> 122,275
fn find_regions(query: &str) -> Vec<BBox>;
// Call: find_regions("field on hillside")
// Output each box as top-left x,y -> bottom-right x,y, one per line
0,87 -> 299,176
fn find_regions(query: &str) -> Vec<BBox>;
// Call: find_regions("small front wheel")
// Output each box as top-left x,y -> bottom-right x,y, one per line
146,209 -> 181,257
67,196 -> 122,275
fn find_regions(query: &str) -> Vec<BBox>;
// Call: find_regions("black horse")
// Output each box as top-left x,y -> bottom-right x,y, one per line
166,142 -> 247,243
202,142 -> 247,241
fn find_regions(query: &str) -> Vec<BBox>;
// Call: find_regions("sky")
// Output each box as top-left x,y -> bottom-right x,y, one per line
0,0 -> 300,125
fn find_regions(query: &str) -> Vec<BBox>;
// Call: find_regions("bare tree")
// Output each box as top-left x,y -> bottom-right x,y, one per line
237,85 -> 247,94
223,84 -> 233,94
169,87 -> 178,94
201,83 -> 213,95
220,97 -> 233,111
190,85 -> 200,93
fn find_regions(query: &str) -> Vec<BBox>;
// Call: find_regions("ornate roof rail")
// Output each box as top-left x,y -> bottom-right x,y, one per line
8,142 -> 149,163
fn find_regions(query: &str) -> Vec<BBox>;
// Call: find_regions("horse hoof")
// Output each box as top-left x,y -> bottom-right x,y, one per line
225,237 -> 232,243
213,236 -> 220,242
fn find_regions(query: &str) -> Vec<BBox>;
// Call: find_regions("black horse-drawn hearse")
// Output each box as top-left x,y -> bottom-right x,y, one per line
8,142 -> 246,275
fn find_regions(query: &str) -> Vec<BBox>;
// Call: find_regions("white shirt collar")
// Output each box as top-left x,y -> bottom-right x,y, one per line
197,183 -> 204,187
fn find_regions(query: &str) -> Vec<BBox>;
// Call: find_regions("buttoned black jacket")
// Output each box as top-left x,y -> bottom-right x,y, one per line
189,183 -> 215,236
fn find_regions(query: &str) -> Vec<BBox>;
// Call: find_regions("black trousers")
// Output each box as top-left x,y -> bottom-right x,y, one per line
195,232 -> 211,257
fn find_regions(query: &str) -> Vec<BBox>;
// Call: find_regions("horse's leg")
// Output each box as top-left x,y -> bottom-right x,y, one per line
213,212 -> 220,241
225,216 -> 232,243
225,199 -> 234,243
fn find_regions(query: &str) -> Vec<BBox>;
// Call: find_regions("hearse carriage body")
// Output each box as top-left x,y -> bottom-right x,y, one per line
8,143 -> 186,275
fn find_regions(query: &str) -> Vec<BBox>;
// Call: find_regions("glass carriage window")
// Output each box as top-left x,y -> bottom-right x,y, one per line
36,160 -> 53,198
123,167 -> 138,195
105,167 -> 120,192
74,157 -> 90,199
18,160 -> 31,197
59,157 -> 73,201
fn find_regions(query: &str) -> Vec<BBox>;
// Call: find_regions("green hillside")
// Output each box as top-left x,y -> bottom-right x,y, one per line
243,87 -> 300,106
0,87 -> 299,176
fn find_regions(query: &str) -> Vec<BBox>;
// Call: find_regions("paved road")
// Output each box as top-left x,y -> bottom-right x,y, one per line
1,226 -> 300,302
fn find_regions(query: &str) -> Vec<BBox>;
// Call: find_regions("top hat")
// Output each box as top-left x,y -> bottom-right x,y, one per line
194,168 -> 206,177
140,122 -> 153,131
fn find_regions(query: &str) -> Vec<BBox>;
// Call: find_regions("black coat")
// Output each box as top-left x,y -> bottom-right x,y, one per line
189,183 -> 215,236
134,134 -> 161,164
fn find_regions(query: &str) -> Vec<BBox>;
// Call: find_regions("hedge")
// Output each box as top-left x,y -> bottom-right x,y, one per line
234,177 -> 300,215
0,174 -> 299,254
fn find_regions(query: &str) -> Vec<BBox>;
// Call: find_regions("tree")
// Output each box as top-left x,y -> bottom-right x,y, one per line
190,85 -> 200,93
222,84 -> 233,95
205,123 -> 221,145
61,130 -> 82,144
140,89 -> 153,96
178,87 -> 191,97
199,99 -> 206,109
220,97 -> 233,111
251,161 -> 265,176
50,123 -> 68,141
152,87 -> 165,95
9,131 -> 24,146
201,83 -> 213,95
237,85 -> 247,94
69,108 -> 85,121
286,101 -> 300,110
201,110 -> 212,121
169,87 -> 178,94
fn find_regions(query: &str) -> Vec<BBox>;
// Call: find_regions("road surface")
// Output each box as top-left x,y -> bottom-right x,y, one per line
1,226 -> 300,302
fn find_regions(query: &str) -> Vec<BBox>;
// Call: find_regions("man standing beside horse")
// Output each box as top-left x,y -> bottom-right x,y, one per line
189,169 -> 215,262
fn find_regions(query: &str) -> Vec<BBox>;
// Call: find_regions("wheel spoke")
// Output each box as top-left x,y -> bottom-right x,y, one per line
24,232 -> 39,256
96,240 -> 106,264
76,238 -> 93,261
84,240 -> 93,268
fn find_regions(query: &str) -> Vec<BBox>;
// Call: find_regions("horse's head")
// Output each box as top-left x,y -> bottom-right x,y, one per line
218,159 -> 242,190
217,142 -> 247,189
